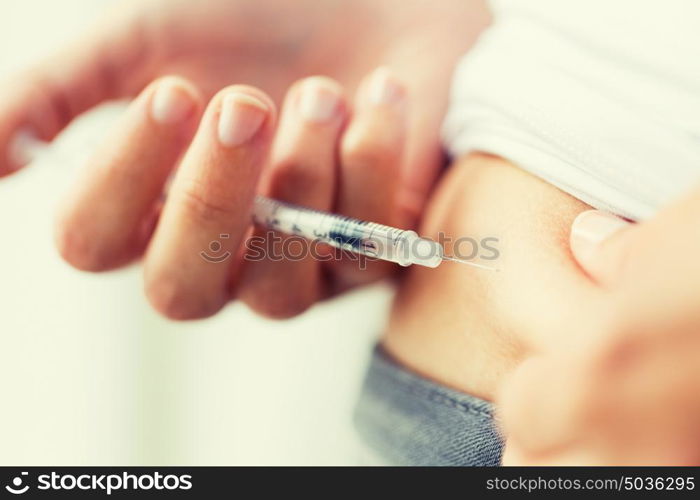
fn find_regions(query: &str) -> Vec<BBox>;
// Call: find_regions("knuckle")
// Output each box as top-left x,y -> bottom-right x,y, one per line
144,273 -> 224,321
178,185 -> 238,224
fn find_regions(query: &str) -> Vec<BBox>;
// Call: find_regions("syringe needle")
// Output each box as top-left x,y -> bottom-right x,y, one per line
441,256 -> 499,272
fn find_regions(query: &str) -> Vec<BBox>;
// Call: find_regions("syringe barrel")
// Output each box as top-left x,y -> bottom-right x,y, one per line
356,228 -> 443,268
252,196 -> 443,267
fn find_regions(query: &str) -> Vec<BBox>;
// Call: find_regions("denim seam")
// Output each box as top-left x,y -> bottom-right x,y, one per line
405,384 -> 493,420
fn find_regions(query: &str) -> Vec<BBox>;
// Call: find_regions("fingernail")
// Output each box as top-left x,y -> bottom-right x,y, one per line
367,67 -> 405,106
298,78 -> 342,123
571,210 -> 630,262
218,93 -> 268,147
151,79 -> 197,124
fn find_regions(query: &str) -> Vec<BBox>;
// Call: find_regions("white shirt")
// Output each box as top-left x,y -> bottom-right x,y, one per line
442,0 -> 700,220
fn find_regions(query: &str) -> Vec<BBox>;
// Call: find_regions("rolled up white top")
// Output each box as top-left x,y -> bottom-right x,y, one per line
443,0 -> 700,221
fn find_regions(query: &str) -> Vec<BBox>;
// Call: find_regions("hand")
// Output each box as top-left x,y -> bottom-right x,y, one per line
499,191 -> 700,465
50,66 -> 418,320
0,0 -> 488,320
0,0 -> 489,226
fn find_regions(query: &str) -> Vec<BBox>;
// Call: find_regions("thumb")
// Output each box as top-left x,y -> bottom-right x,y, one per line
0,17 -> 149,175
569,210 -> 633,286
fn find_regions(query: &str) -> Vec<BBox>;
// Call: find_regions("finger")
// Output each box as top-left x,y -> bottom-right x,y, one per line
498,356 -> 594,456
611,187 -> 700,320
55,76 -> 202,272
339,67 -> 406,225
143,86 -> 276,320
569,210 -> 632,286
239,77 -> 346,318
335,67 -> 407,285
572,190 -> 700,321
0,17 -> 150,176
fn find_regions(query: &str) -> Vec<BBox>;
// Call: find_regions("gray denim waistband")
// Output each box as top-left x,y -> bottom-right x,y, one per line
353,346 -> 504,466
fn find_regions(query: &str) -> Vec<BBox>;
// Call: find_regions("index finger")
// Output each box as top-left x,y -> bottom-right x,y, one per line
144,86 -> 276,320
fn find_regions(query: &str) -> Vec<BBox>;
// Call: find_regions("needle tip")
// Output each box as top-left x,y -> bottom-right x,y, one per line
442,256 -> 499,272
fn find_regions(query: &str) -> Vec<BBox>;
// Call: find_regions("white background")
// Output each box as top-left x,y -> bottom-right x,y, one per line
0,0 -> 390,465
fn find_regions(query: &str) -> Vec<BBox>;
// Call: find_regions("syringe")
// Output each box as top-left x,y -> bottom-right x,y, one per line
15,134 -> 495,270
252,196 -> 495,270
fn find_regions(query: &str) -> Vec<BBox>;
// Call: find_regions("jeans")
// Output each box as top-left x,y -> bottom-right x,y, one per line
354,346 -> 504,466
